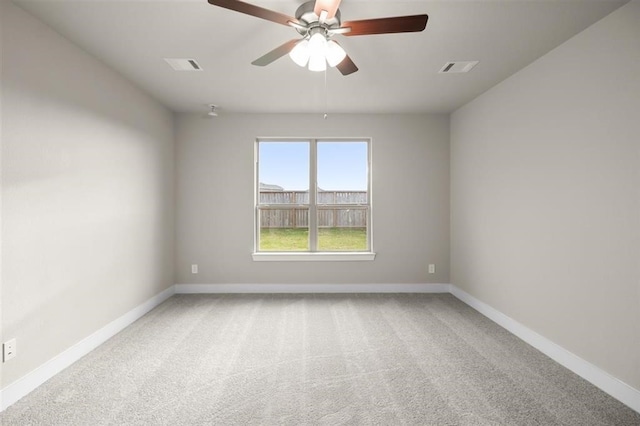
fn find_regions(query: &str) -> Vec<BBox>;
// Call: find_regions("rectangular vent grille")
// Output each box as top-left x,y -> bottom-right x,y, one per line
439,61 -> 479,73
164,58 -> 203,71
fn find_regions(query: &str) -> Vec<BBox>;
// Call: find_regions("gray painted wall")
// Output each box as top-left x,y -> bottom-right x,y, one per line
176,113 -> 449,285
1,3 -> 175,387
0,0 -> 4,390
451,0 -> 640,389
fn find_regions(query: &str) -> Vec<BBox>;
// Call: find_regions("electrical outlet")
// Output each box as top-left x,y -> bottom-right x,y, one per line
191,264 -> 198,274
428,264 -> 436,274
3,338 -> 16,362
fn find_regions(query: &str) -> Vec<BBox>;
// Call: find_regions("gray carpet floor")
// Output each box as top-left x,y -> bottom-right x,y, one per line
1,294 -> 638,425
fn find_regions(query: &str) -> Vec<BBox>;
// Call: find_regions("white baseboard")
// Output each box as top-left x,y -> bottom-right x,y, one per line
175,283 -> 451,294
0,286 -> 175,412
449,285 -> 640,414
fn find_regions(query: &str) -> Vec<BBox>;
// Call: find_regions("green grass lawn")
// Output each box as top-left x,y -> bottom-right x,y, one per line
260,227 -> 366,251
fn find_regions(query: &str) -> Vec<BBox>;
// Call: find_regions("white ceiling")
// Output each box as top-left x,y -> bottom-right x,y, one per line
13,0 -> 628,114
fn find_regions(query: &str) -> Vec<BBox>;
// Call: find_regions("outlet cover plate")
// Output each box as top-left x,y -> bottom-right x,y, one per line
3,338 -> 16,362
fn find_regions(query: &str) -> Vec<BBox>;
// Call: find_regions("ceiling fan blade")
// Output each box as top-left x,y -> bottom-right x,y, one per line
342,15 -> 428,36
251,39 -> 300,66
336,54 -> 358,76
314,0 -> 342,20
208,0 -> 299,27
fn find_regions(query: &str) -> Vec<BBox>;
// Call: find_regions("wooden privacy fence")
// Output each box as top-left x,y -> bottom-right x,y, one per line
260,191 -> 367,228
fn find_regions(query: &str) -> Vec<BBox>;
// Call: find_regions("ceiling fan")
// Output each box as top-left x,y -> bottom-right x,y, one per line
207,0 -> 429,75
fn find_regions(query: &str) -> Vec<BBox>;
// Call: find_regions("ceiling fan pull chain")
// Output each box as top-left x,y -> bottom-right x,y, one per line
324,67 -> 328,119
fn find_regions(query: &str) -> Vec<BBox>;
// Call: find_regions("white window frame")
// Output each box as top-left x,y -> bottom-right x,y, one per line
252,137 -> 375,261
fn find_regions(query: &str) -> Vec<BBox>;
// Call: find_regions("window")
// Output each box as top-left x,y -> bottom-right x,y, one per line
254,138 -> 374,261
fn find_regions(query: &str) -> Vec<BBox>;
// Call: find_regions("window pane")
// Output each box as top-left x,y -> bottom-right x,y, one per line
259,209 -> 309,251
317,208 -> 367,251
259,142 -> 309,204
317,141 -> 368,204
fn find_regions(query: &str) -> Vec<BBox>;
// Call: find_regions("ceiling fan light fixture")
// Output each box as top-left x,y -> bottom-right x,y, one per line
289,39 -> 310,67
325,40 -> 346,67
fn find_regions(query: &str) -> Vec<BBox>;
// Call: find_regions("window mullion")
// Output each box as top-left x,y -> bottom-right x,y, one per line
309,139 -> 318,251
309,139 -> 318,252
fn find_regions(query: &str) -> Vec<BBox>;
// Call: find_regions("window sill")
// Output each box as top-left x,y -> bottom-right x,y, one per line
252,252 -> 376,262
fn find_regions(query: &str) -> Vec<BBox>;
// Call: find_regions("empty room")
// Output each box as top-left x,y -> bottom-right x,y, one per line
1,0 -> 639,424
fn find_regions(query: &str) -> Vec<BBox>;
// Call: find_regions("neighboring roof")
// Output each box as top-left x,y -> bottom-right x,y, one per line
259,182 -> 284,192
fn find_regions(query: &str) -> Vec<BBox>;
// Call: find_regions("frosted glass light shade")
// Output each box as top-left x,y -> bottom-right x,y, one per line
325,40 -> 346,67
308,53 -> 327,72
308,32 -> 327,57
289,39 -> 310,67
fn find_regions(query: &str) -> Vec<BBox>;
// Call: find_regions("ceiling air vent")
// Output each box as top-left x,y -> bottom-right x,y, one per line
164,58 -> 203,71
439,61 -> 479,73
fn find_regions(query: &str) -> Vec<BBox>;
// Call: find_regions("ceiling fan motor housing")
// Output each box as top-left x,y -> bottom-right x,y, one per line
294,0 -> 342,36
